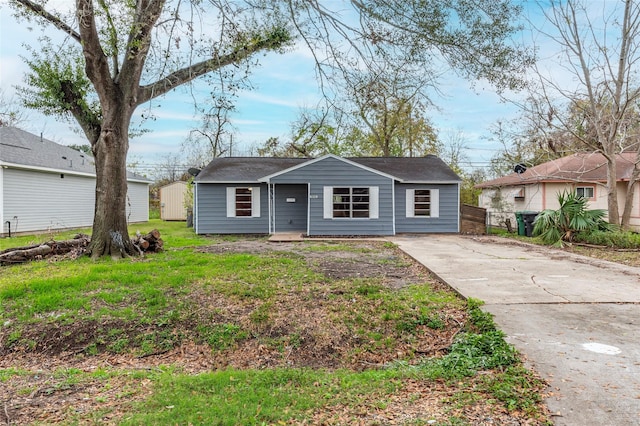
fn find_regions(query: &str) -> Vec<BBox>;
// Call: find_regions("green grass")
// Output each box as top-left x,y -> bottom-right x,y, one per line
0,225 -> 549,424
120,349 -> 544,425
0,219 -> 208,252
573,229 -> 640,249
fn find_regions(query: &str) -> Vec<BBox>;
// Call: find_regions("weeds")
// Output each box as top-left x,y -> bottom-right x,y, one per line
0,224 -> 548,424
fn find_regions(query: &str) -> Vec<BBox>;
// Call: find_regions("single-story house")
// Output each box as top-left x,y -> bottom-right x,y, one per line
0,126 -> 150,236
193,154 -> 461,236
159,180 -> 188,221
476,152 -> 640,229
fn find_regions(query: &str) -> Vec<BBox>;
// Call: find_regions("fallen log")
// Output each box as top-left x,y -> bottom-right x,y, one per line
0,244 -> 52,264
0,229 -> 166,265
0,234 -> 90,265
0,242 -> 48,255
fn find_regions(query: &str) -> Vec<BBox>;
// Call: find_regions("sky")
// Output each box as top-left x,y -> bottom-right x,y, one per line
0,1 -> 550,178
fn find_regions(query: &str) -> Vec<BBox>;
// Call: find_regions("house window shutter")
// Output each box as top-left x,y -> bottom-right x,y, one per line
405,189 -> 415,218
430,189 -> 439,218
369,186 -> 379,219
323,186 -> 333,219
226,187 -> 235,218
251,187 -> 261,217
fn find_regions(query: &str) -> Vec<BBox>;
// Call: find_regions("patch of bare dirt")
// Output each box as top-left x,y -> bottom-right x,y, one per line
0,238 -> 547,425
198,240 -> 443,289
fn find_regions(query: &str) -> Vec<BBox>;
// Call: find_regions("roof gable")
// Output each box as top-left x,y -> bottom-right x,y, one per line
259,154 -> 398,182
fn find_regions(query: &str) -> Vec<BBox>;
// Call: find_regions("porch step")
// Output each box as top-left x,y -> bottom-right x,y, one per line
268,232 -> 304,242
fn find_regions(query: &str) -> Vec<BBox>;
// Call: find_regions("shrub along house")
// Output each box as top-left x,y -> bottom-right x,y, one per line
193,154 -> 461,236
0,126 -> 150,236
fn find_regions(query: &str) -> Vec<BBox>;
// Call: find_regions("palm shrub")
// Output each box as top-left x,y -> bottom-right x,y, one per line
533,190 -> 609,246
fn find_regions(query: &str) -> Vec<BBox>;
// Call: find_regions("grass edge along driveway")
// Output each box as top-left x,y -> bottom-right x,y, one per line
0,220 -> 550,425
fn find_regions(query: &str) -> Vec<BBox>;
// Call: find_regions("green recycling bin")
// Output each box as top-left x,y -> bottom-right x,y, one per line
515,212 -> 525,236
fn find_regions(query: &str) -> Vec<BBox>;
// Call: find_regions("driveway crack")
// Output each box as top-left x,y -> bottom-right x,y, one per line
530,275 -> 571,303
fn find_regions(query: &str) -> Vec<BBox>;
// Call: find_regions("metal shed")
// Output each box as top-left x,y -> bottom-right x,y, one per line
160,181 -> 188,221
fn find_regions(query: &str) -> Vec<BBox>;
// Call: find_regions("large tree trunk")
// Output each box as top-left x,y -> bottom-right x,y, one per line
605,155 -> 621,226
86,114 -> 136,259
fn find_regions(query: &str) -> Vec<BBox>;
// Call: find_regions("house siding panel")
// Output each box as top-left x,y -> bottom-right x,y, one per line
269,157 -> 394,236
127,182 -> 150,223
196,183 -> 269,234
3,168 -> 95,234
1,168 -> 148,236
395,183 -> 459,233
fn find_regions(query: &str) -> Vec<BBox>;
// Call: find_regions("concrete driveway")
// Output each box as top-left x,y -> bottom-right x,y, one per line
391,234 -> 640,426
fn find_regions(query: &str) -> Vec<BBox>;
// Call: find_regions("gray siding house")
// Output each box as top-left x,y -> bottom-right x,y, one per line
194,155 -> 460,236
0,127 -> 150,236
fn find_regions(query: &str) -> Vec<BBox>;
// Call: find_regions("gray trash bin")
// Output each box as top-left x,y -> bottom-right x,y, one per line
521,212 -> 538,237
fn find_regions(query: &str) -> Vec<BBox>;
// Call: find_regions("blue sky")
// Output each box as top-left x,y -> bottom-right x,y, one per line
0,1 -> 533,175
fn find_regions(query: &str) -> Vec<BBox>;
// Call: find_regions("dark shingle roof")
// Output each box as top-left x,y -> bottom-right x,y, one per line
351,156 -> 461,182
196,155 -> 460,183
0,127 -> 150,182
476,152 -> 637,188
196,157 -> 309,181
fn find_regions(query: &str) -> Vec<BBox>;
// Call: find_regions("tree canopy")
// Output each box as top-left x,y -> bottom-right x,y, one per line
519,0 -> 640,227
9,0 -> 533,257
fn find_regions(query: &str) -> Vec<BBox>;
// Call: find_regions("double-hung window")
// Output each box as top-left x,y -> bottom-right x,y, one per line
332,187 -> 370,218
323,186 -> 379,219
226,187 -> 261,217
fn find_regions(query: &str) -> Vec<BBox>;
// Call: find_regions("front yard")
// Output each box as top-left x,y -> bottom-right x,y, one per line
0,221 -> 549,425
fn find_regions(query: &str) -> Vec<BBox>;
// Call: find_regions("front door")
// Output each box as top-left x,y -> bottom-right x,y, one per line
274,184 -> 308,232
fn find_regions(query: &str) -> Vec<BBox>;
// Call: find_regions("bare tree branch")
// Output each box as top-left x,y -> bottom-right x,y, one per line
13,0 -> 81,42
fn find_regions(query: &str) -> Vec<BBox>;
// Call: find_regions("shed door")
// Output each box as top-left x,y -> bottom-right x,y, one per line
274,184 -> 308,232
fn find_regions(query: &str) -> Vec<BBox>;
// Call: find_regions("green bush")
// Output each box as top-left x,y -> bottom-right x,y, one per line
573,230 -> 640,249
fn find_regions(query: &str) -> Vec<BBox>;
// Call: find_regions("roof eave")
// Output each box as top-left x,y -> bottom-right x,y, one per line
402,180 -> 461,184
0,161 -> 96,178
195,180 -> 263,184
1,161 -> 151,183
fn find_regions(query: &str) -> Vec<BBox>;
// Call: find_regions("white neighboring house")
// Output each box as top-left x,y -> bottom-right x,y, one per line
0,126 -> 150,236
476,152 -> 640,230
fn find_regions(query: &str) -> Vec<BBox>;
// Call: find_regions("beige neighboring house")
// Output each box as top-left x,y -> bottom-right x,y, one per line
159,181 -> 188,220
476,152 -> 640,230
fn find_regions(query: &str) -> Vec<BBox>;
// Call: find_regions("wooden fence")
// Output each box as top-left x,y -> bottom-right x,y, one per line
460,204 -> 487,234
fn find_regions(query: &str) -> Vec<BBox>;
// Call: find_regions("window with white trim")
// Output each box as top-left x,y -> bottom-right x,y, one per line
406,189 -> 439,218
235,188 -> 253,216
333,187 -> 369,218
226,187 -> 261,218
576,186 -> 594,199
413,189 -> 432,216
323,186 -> 379,219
